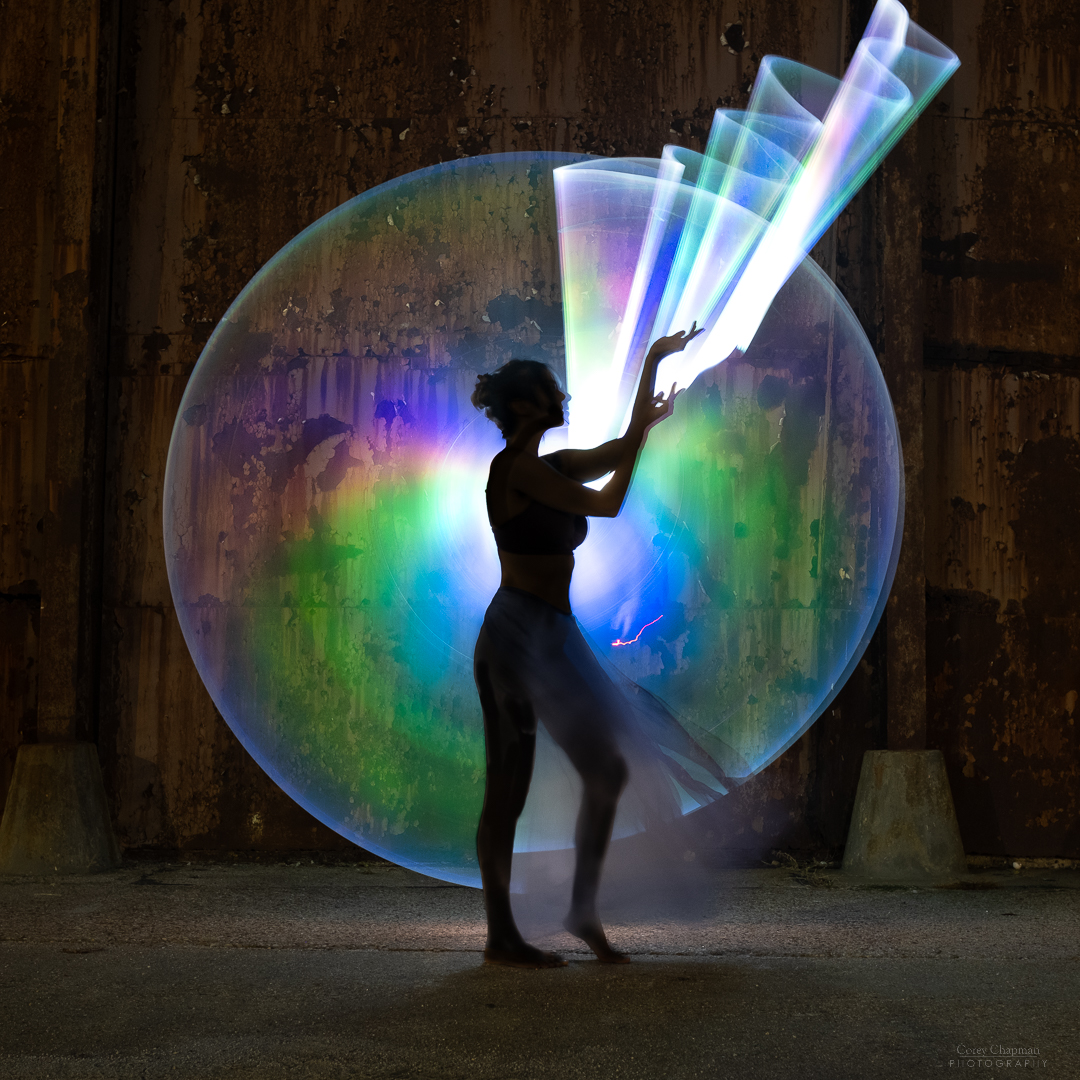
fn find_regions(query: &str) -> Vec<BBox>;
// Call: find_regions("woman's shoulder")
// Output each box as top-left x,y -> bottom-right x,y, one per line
486,447 -> 522,494
488,446 -> 519,474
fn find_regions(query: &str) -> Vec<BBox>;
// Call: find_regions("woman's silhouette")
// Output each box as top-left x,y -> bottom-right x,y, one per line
471,325 -> 705,968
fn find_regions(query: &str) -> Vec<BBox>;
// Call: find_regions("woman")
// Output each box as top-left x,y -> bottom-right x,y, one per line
471,325 -> 713,969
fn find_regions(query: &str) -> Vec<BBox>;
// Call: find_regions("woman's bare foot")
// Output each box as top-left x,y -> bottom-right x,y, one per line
483,943 -> 567,969
562,912 -> 631,964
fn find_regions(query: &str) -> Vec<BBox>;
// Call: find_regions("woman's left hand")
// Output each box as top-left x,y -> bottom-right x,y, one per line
638,382 -> 681,433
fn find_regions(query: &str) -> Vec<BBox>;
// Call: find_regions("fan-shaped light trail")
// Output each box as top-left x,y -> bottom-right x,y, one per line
554,0 -> 959,452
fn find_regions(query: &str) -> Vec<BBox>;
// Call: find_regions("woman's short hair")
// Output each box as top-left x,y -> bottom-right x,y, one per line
471,359 -> 556,437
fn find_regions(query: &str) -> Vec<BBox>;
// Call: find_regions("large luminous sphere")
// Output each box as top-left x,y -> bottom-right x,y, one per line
165,152 -> 902,886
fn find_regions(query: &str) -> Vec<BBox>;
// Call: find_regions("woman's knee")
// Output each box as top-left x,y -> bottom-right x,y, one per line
481,771 -> 532,822
583,750 -> 628,799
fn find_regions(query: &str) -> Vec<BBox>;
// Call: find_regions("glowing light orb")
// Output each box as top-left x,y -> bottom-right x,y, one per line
165,0 -> 956,886
164,152 -> 901,886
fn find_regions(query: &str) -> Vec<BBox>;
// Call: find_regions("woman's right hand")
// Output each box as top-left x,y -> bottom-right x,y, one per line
648,322 -> 704,360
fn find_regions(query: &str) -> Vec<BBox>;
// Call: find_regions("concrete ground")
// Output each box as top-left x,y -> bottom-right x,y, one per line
0,858 -> 1077,1079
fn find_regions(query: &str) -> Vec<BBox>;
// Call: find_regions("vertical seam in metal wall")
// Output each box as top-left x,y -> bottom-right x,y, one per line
87,0 -> 125,749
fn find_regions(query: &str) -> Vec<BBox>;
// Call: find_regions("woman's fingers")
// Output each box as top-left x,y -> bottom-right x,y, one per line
643,381 -> 681,433
650,383 -> 678,411
654,323 -> 703,354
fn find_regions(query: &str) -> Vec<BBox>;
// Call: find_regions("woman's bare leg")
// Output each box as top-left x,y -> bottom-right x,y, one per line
540,690 -> 631,962
561,748 -> 631,962
474,650 -> 565,968
476,761 -> 530,951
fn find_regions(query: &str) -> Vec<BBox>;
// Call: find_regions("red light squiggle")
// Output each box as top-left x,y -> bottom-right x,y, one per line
612,614 -> 663,647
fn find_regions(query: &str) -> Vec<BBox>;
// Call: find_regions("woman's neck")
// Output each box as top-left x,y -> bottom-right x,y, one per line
505,425 -> 546,455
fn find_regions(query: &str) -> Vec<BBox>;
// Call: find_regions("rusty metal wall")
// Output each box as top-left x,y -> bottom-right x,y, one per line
921,0 -> 1080,858
0,1 -> 56,802
2,0 -> 1077,858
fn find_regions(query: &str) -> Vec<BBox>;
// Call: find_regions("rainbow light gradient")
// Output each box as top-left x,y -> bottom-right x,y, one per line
164,0 -> 955,886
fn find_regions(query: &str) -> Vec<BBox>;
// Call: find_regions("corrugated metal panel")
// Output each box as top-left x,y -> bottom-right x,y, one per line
922,0 -> 1080,857
926,368 -> 1080,857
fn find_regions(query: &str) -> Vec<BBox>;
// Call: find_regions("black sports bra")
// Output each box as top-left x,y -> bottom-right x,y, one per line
487,454 -> 589,556
490,499 -> 589,555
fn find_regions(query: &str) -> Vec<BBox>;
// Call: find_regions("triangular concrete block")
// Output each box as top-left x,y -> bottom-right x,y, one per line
0,743 -> 121,875
842,750 -> 966,881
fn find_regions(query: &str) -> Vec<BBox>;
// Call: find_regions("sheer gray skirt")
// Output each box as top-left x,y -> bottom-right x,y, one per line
473,586 -> 735,849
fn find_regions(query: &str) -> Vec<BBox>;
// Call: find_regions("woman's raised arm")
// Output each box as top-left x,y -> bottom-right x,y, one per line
508,452 -> 629,518
515,326 -> 702,516
550,325 -> 703,485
